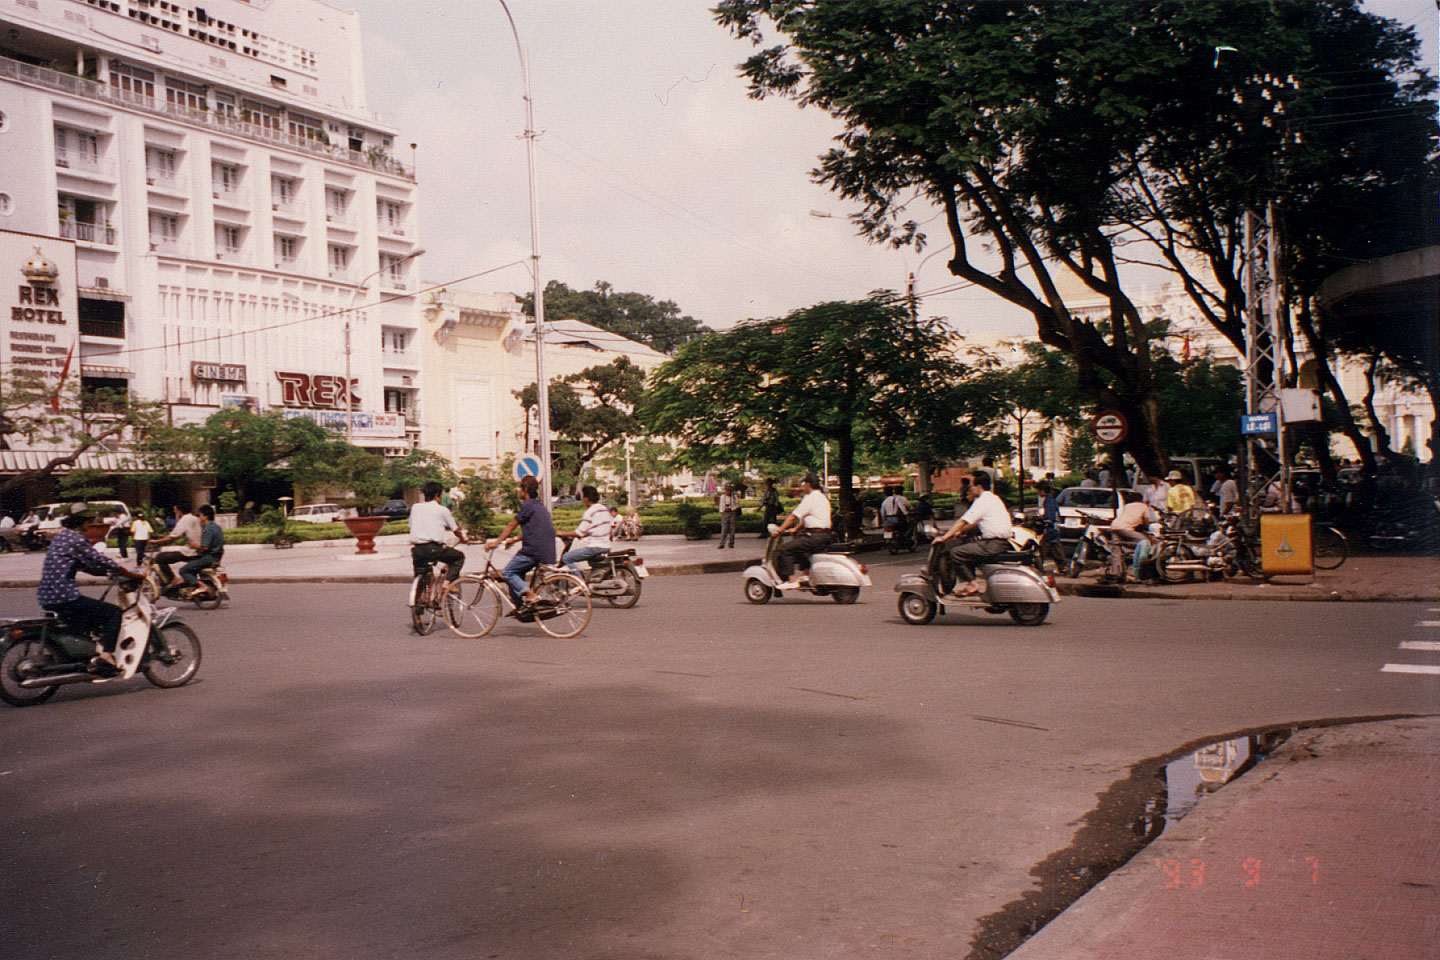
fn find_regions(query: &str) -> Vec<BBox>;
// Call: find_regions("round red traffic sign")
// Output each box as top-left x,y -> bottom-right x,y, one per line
1092,411 -> 1128,445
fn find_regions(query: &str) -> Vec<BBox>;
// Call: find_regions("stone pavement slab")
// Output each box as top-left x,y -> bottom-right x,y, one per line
1006,718 -> 1440,960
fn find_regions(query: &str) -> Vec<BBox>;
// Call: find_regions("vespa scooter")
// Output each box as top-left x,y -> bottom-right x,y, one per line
743,525 -> 872,604
895,527 -> 1059,626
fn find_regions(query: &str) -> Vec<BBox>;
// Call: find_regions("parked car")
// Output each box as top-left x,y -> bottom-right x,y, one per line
1051,487 -> 1143,547
33,501 -> 132,541
289,503 -> 344,524
375,499 -> 411,521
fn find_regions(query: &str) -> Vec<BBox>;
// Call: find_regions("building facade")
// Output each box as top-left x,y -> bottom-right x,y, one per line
0,0 -> 420,461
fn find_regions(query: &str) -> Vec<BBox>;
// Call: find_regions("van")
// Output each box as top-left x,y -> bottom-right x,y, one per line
33,501 -> 132,541
290,503 -> 344,524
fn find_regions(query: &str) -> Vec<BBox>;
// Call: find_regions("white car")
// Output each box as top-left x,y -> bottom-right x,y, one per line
1053,487 -> 1143,545
33,501 -> 132,541
289,503 -> 344,524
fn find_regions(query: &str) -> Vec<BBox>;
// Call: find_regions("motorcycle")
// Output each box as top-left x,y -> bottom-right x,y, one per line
743,525 -> 872,604
567,543 -> 649,608
1067,522 -> 1167,584
139,556 -> 230,609
0,574 -> 202,706
895,527 -> 1059,626
882,514 -> 918,555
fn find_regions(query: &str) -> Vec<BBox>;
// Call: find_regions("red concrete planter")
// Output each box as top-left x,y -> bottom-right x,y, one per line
341,515 -> 386,555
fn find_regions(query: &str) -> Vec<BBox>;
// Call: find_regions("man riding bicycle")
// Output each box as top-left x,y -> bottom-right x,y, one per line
409,481 -> 467,582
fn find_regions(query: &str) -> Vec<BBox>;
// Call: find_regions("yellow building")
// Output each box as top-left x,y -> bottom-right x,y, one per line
416,288 -> 669,476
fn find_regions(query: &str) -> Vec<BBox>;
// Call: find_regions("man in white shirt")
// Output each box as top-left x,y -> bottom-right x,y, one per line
773,474 -> 833,587
152,504 -> 204,589
409,481 -> 466,581
1144,473 -> 1171,512
560,486 -> 613,572
879,486 -> 912,531
1212,465 -> 1240,515
933,471 -> 1013,596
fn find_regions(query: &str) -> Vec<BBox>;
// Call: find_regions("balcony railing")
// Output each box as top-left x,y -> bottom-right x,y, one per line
275,255 -> 298,270
3,56 -> 416,182
272,199 -> 305,217
55,150 -> 116,178
59,220 -> 116,244
146,170 -> 184,190
148,237 -> 180,254
328,267 -> 352,281
212,185 -> 250,207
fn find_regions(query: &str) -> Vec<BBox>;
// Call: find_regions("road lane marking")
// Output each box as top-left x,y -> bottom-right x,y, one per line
1381,664 -> 1440,675
1418,621 -> 1440,628
1400,641 -> 1440,651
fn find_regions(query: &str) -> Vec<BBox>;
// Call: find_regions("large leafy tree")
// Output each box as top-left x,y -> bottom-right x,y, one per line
516,357 -> 648,487
522,280 -> 713,354
158,408 -> 349,505
0,369 -> 167,499
642,297 -> 979,535
714,0 -> 1436,477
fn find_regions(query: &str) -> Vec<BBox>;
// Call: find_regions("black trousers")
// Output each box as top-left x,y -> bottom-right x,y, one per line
43,596 -> 124,650
411,541 -> 465,580
775,529 -> 833,580
945,537 -> 1010,583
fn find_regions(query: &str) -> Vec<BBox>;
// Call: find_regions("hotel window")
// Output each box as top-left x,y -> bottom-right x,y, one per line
274,234 -> 297,267
54,126 -> 99,167
108,61 -> 155,100
327,244 -> 351,278
271,175 -> 297,209
377,199 -> 404,234
148,211 -> 179,251
325,187 -> 350,222
240,99 -> 282,133
384,388 -> 409,415
213,91 -> 237,119
286,112 -> 324,141
165,77 -> 207,113
145,146 -> 177,183
215,223 -> 242,258
1027,439 -> 1046,468
212,161 -> 240,197
384,329 -> 409,354
379,253 -> 408,289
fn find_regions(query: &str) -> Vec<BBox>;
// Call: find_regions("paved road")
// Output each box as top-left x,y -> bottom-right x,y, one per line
0,577 -> 1433,960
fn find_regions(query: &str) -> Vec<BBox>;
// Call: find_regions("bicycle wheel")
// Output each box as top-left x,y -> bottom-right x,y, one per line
533,572 -> 592,639
1311,524 -> 1348,570
443,576 -> 503,638
410,575 -> 440,635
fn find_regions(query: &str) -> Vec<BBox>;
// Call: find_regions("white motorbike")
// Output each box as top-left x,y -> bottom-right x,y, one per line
894,527 -> 1059,626
743,525 -> 872,604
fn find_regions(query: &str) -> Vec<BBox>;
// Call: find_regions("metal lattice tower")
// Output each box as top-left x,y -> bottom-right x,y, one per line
1242,205 -> 1289,520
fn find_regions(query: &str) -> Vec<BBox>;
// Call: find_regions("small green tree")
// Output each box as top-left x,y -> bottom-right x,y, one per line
515,357 -> 648,489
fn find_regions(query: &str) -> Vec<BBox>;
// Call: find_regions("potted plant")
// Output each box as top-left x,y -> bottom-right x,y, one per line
258,506 -> 295,548
328,449 -> 394,554
674,500 -> 710,540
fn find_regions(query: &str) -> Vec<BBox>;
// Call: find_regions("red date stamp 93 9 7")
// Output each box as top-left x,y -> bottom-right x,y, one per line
1155,856 -> 1321,889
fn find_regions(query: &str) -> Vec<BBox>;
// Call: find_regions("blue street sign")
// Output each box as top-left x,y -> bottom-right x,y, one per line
513,455 -> 543,481
1241,413 -> 1278,435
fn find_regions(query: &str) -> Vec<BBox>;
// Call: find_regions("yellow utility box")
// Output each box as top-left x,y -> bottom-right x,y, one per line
1260,513 -> 1313,574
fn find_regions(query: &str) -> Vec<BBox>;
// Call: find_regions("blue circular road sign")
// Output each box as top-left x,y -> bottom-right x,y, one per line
513,455 -> 543,481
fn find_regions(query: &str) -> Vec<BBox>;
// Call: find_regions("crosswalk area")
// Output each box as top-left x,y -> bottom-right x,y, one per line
1382,608 -> 1440,676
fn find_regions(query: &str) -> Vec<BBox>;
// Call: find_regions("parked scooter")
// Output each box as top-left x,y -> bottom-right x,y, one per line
0,574 -> 202,706
565,543 -> 649,608
139,556 -> 230,609
895,528 -> 1059,626
744,525 -> 872,604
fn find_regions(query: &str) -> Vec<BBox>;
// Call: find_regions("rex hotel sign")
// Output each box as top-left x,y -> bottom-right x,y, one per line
275,370 -> 359,409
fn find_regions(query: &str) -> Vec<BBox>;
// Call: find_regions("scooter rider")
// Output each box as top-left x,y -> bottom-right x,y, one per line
879,485 -> 911,532
409,481 -> 467,582
36,503 -> 141,656
932,470 -> 1012,597
773,473 -> 832,588
560,485 -> 613,572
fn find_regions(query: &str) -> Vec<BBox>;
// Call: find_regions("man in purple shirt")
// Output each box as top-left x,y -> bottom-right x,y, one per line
490,476 -> 556,608
36,503 -> 140,651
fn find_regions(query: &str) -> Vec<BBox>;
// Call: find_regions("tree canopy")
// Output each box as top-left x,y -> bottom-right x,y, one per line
715,0 -> 1437,475
522,280 -> 713,355
515,356 -> 649,488
642,296 -> 980,534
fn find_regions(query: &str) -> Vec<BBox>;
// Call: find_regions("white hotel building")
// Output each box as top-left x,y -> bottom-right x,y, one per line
0,0 -> 422,455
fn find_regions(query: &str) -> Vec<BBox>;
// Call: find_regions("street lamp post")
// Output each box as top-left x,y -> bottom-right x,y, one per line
497,0 -> 552,508
346,248 -> 425,445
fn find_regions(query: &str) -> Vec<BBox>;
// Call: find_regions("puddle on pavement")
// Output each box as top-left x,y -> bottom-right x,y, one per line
964,727 -> 1293,960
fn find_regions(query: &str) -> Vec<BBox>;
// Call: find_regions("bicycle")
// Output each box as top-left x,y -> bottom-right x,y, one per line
1311,522 -> 1348,570
442,544 -> 592,639
409,558 -> 453,635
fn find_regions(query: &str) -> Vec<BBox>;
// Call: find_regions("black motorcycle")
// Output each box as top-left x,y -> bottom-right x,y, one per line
0,575 -> 201,706
882,515 -> 918,555
562,541 -> 648,608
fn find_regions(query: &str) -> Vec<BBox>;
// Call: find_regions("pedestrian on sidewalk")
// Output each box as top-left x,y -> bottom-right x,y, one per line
759,478 -> 780,537
716,482 -> 740,549
130,512 -> 153,563
112,513 -> 130,558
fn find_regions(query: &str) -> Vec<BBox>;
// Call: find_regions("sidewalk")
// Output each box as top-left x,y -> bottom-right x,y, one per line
0,532 -> 1432,600
1005,717 -> 1440,960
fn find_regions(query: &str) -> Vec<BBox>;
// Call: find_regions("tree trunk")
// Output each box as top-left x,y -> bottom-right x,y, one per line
837,433 -> 860,539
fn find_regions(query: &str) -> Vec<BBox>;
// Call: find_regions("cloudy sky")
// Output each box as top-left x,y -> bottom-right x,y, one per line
343,0 -> 1436,337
